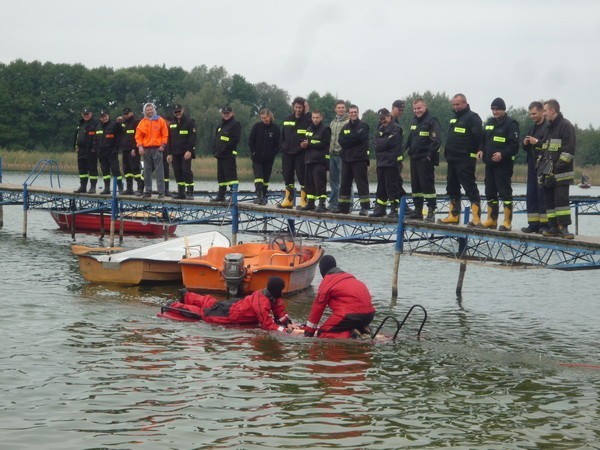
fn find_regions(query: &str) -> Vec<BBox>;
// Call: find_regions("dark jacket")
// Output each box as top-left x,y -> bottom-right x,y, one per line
74,117 -> 98,152
445,105 -> 483,162
304,121 -> 331,164
117,115 -> 139,152
248,121 -> 280,162
374,120 -> 403,167
479,114 -> 520,165
167,114 -> 197,157
406,110 -> 441,165
213,117 -> 241,158
93,119 -> 121,155
281,112 -> 312,155
338,118 -> 370,163
539,113 -> 576,185
522,119 -> 548,163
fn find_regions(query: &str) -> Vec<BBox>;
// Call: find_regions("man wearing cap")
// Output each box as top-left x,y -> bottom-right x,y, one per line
299,110 -> 331,212
116,107 -> 143,195
439,94 -> 483,226
370,108 -> 403,218
405,98 -> 442,222
304,255 -> 375,339
212,106 -> 241,201
279,97 -> 312,209
168,277 -> 297,332
477,98 -> 520,231
337,104 -> 370,215
328,100 -> 349,213
73,108 -> 99,193
93,109 -> 123,195
135,102 -> 169,198
538,99 -> 576,239
166,104 -> 197,200
521,101 -> 549,233
391,99 -> 406,123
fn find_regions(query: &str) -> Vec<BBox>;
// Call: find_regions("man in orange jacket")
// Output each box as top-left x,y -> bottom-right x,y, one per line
135,102 -> 169,198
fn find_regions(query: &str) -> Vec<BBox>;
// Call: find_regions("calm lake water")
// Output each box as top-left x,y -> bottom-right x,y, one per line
1,172 -> 599,449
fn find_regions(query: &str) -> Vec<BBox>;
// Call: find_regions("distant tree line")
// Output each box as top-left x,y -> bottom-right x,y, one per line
1,60 -> 599,166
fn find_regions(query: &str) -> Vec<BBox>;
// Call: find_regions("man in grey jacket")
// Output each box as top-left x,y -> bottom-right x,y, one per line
328,100 -> 349,212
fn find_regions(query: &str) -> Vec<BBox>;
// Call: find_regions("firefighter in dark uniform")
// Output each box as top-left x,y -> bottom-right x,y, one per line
370,108 -> 403,218
439,93 -> 483,226
212,105 -> 241,201
538,99 -> 576,239
521,101 -> 549,233
337,105 -> 370,215
477,97 -> 520,231
300,110 -> 331,213
93,110 -> 123,195
279,96 -> 312,209
248,109 -> 281,205
166,104 -> 197,200
162,113 -> 174,197
405,98 -> 441,222
116,107 -> 143,195
73,108 -> 99,193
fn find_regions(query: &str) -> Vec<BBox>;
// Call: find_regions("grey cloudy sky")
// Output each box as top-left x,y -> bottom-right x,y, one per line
2,0 -> 599,127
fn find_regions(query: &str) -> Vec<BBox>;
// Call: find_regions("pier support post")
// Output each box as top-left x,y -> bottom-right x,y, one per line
455,206 -> 470,298
231,184 -> 239,245
22,183 -> 29,238
391,197 -> 407,299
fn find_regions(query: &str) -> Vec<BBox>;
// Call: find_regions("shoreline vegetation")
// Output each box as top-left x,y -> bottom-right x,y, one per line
0,149 -> 597,184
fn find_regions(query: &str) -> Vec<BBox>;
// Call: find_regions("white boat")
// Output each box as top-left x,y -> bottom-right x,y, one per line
74,231 -> 230,285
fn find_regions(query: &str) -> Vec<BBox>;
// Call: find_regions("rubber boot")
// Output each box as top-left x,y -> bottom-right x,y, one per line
386,203 -> 399,219
298,198 -> 315,211
214,186 -> 227,202
314,198 -> 327,213
74,179 -> 87,193
467,203 -> 482,227
117,179 -> 124,194
173,185 -> 187,200
369,203 -> 387,218
498,204 -> 513,232
135,178 -> 144,196
164,181 -> 173,197
277,187 -> 295,209
100,179 -> 110,195
482,203 -> 499,229
254,183 -> 263,204
406,201 -> 423,219
425,208 -> 435,223
123,179 -> 134,195
88,179 -> 97,194
437,200 -> 460,224
557,224 -> 574,239
186,185 -> 195,200
336,202 -> 351,214
259,185 -> 268,205
299,189 -> 308,209
359,200 -> 370,216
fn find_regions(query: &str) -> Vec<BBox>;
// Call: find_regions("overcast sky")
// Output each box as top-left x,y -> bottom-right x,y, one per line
2,0 -> 599,127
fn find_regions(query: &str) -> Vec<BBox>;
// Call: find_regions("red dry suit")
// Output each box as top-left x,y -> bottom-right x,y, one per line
304,268 -> 376,339
173,289 -> 291,332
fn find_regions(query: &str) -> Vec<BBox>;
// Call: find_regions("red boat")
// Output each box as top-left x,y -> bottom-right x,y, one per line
50,210 -> 177,236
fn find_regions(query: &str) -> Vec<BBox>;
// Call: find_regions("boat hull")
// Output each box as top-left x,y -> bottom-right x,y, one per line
51,210 -> 176,236
180,242 -> 324,295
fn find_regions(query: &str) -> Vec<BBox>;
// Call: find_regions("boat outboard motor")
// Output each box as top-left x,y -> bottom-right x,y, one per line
222,253 -> 246,295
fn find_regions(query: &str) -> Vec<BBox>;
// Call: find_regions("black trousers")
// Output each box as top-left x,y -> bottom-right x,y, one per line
252,158 -> 275,185
484,162 -> 513,204
339,160 -> 370,204
544,184 -> 571,226
98,150 -> 121,180
281,152 -> 306,188
162,151 -> 170,182
172,153 -> 194,187
445,157 -> 480,203
122,149 -> 141,179
526,151 -> 546,223
375,165 -> 400,204
216,156 -> 238,186
77,151 -> 98,180
410,157 -> 436,208
304,162 -> 327,198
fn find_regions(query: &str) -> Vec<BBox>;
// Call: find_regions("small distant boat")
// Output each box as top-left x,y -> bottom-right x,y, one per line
179,235 -> 324,296
75,231 -> 230,285
51,210 -> 177,236
578,174 -> 591,189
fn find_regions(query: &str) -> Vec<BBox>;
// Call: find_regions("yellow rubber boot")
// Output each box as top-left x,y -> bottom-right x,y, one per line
299,189 -> 308,208
467,203 -> 482,227
482,203 -> 499,229
277,187 -> 295,209
498,204 -> 513,231
437,201 -> 460,224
